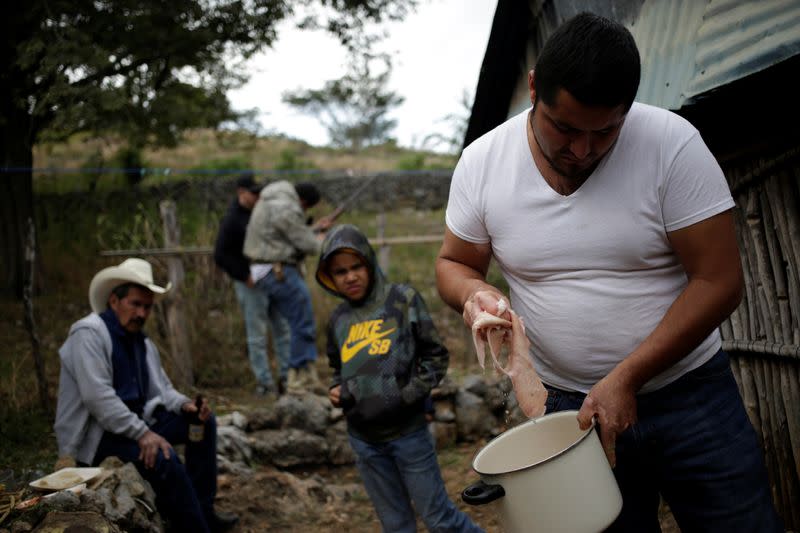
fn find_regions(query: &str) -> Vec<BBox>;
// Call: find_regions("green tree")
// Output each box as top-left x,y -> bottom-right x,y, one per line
1,0 -> 416,297
282,53 -> 405,150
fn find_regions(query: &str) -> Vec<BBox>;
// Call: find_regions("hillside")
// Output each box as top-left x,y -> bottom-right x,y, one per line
32,129 -> 459,193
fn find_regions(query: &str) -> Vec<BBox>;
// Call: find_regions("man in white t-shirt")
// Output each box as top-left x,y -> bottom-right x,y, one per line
436,12 -> 782,532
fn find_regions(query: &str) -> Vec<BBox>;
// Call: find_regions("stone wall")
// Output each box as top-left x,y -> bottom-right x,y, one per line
35,171 -> 454,221
215,372 -> 529,476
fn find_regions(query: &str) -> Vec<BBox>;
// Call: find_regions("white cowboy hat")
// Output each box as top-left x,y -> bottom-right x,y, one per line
88,258 -> 172,313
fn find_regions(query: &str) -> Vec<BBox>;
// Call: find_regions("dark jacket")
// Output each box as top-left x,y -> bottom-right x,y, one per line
315,224 -> 449,443
213,199 -> 251,282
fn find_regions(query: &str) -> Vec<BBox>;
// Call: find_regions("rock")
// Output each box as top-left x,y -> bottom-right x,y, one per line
30,511 -> 117,532
8,459 -> 162,533
275,394 -> 330,435
216,455 -> 254,477
217,411 -> 248,430
483,379 -> 509,414
250,429 -> 330,467
40,491 -> 80,512
328,407 -> 344,423
217,425 -> 253,465
454,389 -> 495,442
10,521 -> 33,533
462,375 -> 488,397
246,407 -> 280,431
325,421 -> 356,465
90,458 -> 162,532
433,400 -> 456,422
431,374 -> 458,398
326,483 -> 363,502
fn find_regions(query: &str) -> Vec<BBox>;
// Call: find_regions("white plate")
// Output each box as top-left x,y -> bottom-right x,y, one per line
29,467 -> 103,491
42,482 -> 87,500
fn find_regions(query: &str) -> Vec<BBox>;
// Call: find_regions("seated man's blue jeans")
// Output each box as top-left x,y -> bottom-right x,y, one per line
93,409 -> 218,533
256,265 -> 317,369
233,279 -> 291,388
544,350 -> 783,532
349,427 -> 484,533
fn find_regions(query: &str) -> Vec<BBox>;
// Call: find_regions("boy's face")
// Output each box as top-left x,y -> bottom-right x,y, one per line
328,251 -> 369,301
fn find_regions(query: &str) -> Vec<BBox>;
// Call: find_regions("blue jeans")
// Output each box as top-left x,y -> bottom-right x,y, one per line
349,427 -> 484,533
256,265 -> 317,369
544,350 -> 783,532
93,409 -> 218,533
233,279 -> 291,387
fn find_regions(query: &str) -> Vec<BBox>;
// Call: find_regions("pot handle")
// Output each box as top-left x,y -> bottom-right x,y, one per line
461,480 -> 505,505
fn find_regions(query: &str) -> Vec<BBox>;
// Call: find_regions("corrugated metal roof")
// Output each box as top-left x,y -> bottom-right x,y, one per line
627,0 -> 800,109
509,0 -> 800,114
469,0 -> 800,146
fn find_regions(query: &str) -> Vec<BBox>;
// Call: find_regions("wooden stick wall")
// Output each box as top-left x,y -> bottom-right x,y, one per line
723,148 -> 800,529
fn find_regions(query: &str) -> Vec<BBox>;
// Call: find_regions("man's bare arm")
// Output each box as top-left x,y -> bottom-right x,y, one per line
612,209 -> 744,391
436,228 -> 502,318
578,210 -> 744,465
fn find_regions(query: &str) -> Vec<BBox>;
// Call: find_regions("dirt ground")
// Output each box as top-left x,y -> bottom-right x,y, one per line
205,389 -> 678,533
206,387 -> 501,532
213,446 -> 502,533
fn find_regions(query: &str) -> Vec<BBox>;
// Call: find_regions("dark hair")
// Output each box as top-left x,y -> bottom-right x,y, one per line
534,12 -> 640,111
235,172 -> 261,193
109,282 -> 149,303
294,182 -> 321,207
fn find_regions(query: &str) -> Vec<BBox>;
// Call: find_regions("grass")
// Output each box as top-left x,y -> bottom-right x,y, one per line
0,408 -> 56,475
32,129 -> 459,194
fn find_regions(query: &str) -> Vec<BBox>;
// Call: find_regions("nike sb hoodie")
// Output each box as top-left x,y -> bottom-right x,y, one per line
316,224 -> 449,443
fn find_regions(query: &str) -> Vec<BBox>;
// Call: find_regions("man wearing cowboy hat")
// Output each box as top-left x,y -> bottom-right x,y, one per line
54,258 -> 238,532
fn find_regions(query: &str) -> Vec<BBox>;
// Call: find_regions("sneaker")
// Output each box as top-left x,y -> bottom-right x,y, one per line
286,367 -> 305,394
303,364 -> 327,395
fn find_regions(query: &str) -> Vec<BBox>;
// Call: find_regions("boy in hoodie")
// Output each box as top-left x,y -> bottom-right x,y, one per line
315,224 -> 483,533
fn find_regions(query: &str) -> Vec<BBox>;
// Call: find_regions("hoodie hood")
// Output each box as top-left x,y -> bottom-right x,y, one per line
258,180 -> 299,206
316,224 -> 387,305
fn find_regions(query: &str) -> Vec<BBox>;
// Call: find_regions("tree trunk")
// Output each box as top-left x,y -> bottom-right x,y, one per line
0,102 -> 35,298
23,217 -> 48,411
159,200 -> 194,388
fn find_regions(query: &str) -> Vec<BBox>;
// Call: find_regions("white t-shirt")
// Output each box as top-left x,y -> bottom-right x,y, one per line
446,103 -> 735,393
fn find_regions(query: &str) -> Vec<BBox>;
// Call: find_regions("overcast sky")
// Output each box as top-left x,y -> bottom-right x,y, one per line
227,0 -> 498,149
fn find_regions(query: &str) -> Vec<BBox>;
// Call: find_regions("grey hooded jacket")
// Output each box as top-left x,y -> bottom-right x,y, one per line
54,313 -> 190,465
243,180 -> 321,264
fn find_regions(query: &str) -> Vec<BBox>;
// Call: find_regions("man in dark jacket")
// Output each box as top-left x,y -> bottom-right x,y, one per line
213,173 -> 290,397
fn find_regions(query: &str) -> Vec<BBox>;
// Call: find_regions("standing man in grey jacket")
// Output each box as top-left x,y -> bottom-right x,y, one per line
213,173 -> 291,398
244,180 -> 331,393
54,258 -> 237,533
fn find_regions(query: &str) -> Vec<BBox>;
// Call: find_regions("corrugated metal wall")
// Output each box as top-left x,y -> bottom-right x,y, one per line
632,0 -> 800,109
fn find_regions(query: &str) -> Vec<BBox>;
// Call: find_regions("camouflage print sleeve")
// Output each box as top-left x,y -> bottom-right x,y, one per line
400,288 -> 450,405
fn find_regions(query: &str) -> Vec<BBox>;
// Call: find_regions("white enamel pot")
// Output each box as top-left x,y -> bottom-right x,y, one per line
462,410 -> 622,533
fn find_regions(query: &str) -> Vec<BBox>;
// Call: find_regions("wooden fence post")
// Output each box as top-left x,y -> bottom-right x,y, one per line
376,212 -> 391,273
159,200 -> 194,388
